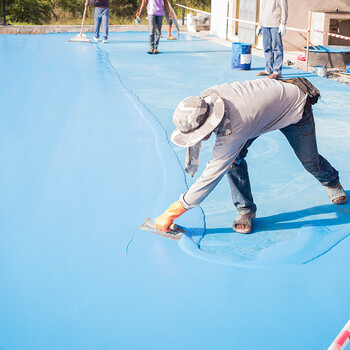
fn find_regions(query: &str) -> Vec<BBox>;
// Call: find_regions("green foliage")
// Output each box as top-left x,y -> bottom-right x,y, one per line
181,0 -> 211,9
54,0 -> 85,18
110,0 -> 139,18
7,0 -> 56,24
5,0 -> 211,24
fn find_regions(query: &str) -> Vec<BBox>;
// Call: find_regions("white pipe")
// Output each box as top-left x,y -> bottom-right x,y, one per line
79,5 -> 87,37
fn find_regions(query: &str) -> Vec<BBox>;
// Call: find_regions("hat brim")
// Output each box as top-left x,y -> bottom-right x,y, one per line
170,94 -> 225,148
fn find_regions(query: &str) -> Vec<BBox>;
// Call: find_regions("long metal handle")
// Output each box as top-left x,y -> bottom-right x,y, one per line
80,5 -> 87,36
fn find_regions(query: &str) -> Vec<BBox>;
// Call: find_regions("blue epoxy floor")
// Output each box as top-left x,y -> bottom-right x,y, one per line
0,32 -> 350,349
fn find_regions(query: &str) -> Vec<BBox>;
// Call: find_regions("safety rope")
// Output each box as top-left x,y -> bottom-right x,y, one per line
176,4 -> 350,42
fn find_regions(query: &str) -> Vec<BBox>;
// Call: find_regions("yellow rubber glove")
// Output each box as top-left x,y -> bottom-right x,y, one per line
155,200 -> 187,232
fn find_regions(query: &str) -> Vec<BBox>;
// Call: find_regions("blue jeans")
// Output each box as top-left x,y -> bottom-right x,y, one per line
227,106 -> 339,215
148,15 -> 163,50
94,7 -> 110,40
262,26 -> 283,74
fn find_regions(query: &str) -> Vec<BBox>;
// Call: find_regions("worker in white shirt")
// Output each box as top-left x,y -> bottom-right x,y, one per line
256,0 -> 288,79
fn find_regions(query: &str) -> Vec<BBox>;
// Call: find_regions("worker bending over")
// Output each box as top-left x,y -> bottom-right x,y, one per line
155,78 -> 347,234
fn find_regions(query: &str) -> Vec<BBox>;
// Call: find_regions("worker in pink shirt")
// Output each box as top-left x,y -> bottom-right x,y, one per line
136,0 -> 173,54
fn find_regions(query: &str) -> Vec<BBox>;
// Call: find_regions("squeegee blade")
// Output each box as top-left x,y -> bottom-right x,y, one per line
140,217 -> 184,241
68,33 -> 91,43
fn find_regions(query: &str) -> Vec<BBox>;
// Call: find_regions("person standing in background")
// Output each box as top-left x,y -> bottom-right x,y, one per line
85,0 -> 110,43
136,0 -> 173,54
256,0 -> 288,79
163,7 -> 177,40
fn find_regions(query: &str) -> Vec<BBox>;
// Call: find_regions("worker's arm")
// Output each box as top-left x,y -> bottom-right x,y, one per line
163,0 -> 173,20
136,0 -> 147,18
180,140 -> 244,210
85,0 -> 95,6
155,135 -> 247,231
280,0 -> 288,25
256,0 -> 263,35
155,200 -> 187,232
278,0 -> 288,36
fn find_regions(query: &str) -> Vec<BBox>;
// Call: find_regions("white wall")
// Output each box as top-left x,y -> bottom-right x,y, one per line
210,0 -> 229,39
211,0 -> 258,43
310,12 -> 325,46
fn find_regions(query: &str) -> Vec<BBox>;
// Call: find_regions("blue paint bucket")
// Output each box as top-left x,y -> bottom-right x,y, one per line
231,43 -> 252,70
346,63 -> 350,74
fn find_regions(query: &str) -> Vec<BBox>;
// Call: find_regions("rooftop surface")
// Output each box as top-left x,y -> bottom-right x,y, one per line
0,31 -> 349,349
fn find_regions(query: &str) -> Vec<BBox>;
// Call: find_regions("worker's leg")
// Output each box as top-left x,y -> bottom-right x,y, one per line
164,9 -> 173,39
148,15 -> 156,51
166,19 -> 175,39
262,27 -> 273,74
227,138 -> 257,215
270,27 -> 283,75
101,8 -> 110,41
167,24 -> 173,38
154,15 -> 163,51
94,8 -> 103,39
280,106 -> 339,187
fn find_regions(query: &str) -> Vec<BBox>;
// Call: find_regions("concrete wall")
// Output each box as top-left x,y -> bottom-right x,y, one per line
0,25 -> 148,34
227,0 -> 240,41
329,18 -> 350,45
0,24 -> 187,35
283,0 -> 350,50
210,0 -> 229,39
210,0 -> 350,51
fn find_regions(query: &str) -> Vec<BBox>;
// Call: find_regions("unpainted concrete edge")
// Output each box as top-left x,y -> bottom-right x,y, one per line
0,24 -> 187,34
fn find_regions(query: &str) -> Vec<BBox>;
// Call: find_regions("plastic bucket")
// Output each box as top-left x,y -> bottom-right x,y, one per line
315,65 -> 327,77
231,43 -> 252,70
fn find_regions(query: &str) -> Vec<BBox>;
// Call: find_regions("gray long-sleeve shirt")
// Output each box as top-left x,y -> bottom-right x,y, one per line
259,0 -> 288,27
179,79 -> 307,210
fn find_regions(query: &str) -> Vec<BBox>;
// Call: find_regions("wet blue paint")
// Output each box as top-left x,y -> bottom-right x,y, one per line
0,32 -> 350,349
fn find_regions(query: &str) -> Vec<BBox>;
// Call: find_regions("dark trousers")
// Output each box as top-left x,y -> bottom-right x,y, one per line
148,15 -> 163,50
227,106 -> 339,215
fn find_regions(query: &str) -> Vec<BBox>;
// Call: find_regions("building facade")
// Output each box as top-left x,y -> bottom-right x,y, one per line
210,0 -> 350,50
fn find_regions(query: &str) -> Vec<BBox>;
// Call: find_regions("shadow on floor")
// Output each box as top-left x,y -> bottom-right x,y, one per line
204,190 -> 350,236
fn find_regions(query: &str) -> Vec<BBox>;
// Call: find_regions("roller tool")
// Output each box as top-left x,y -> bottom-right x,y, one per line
68,5 -> 91,43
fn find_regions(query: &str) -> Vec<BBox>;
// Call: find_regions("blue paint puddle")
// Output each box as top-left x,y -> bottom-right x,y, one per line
181,212 -> 350,268
187,173 -> 350,267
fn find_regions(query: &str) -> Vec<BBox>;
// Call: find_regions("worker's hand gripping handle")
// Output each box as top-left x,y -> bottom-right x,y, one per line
155,200 -> 187,232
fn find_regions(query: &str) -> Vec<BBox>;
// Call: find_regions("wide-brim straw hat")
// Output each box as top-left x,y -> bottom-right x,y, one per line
170,93 -> 225,148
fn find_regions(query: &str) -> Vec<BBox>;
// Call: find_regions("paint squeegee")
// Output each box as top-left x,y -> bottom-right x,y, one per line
140,217 -> 185,240
68,6 -> 91,43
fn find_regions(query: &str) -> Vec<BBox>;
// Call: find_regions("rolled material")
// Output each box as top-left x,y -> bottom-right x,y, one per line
328,319 -> 350,350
